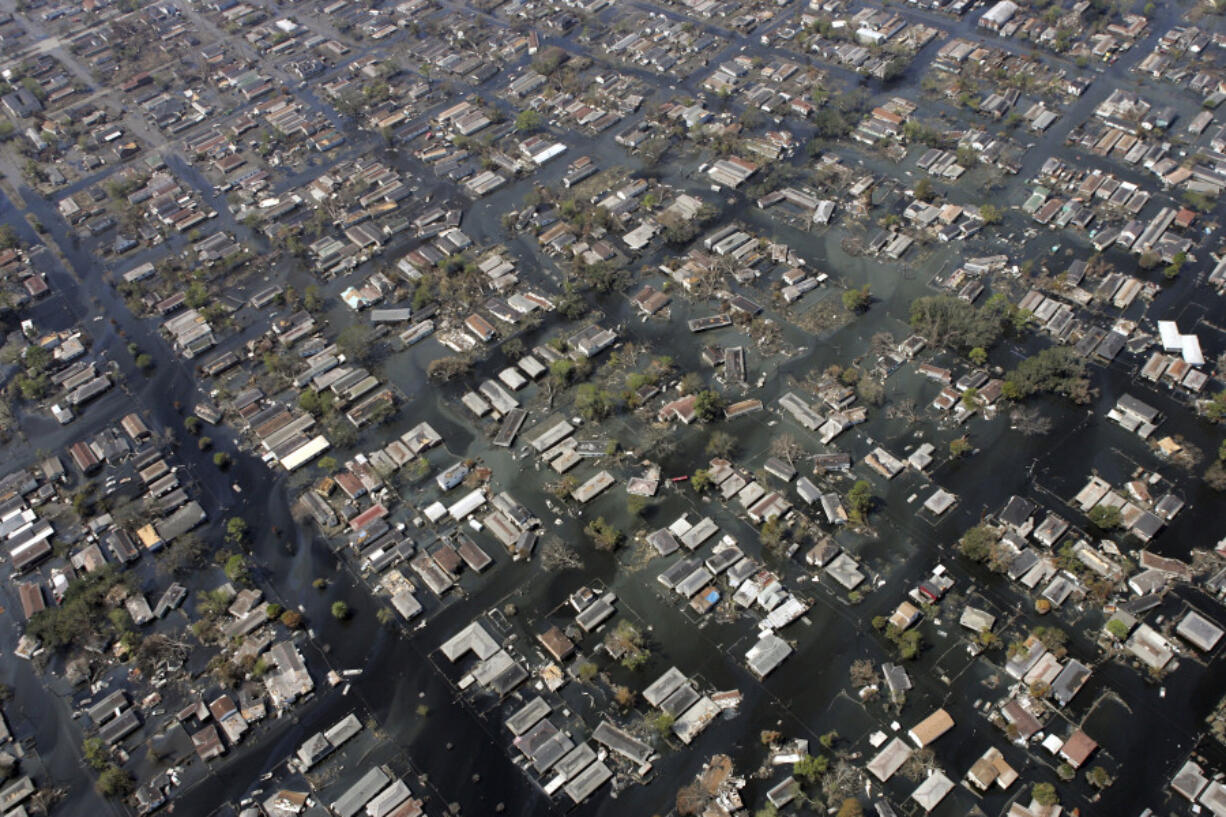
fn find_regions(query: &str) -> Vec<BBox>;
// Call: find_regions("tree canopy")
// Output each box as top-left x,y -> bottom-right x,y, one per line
1002,347 -> 1090,403
908,294 -> 1016,351
1087,504 -> 1122,530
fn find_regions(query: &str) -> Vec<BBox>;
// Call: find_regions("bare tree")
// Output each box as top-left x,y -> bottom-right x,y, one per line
886,398 -> 921,423
869,332 -> 896,357
822,759 -> 865,806
28,787 -> 66,814
675,783 -> 710,816
899,748 -> 937,782
540,536 -> 582,570
1010,405 -> 1052,436
1170,440 -> 1204,472
849,659 -> 880,688
770,433 -> 803,466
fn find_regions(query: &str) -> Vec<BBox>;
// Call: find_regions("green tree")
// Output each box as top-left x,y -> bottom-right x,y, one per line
331,601 -> 350,620
949,437 -> 972,459
1183,190 -> 1216,213
842,285 -> 871,313
968,346 -> 987,365
909,295 -> 1011,351
584,517 -> 623,551
621,648 -> 648,671
224,554 -> 248,583
759,517 -> 785,550
1087,504 -> 1122,530
549,358 -> 576,386
303,285 -> 323,312
1033,625 -> 1068,653
690,469 -> 711,492
26,568 -> 127,650
95,765 -> 133,798
979,203 -> 1002,224
893,628 -> 922,660
23,345 -> 50,374
1106,619 -> 1130,640
225,517 -> 248,546
648,711 -> 675,737
810,108 -> 850,139
16,372 -> 48,400
185,280 -> 208,308
298,389 -> 326,416
574,384 -> 614,421
693,390 -> 724,422
82,737 -> 110,770
1164,251 -> 1187,280
958,524 -> 999,562
501,337 -> 525,360
515,109 -> 543,132
337,324 -> 374,364
1032,782 -> 1058,807
1205,392 -> 1226,422
1003,347 -> 1089,403
913,177 -> 934,202
793,753 -> 829,784
846,481 -> 872,522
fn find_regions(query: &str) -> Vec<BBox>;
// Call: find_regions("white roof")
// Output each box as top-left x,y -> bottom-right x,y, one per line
1182,334 -> 1204,366
1157,320 -> 1182,350
910,772 -> 955,810
1158,320 -> 1205,365
279,435 -> 330,471
448,490 -> 486,521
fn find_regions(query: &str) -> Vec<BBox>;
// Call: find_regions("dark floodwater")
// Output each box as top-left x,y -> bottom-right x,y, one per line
1,0 -> 1225,815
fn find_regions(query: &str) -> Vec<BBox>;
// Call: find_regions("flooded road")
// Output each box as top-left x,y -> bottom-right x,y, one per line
0,1 -> 1223,815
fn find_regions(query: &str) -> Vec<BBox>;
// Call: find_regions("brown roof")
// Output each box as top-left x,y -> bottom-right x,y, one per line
17,582 -> 44,619
192,725 -> 225,760
334,471 -> 365,499
908,708 -> 954,747
431,543 -> 463,574
1059,730 -> 1098,768
208,695 -> 237,722
1139,550 -> 1191,579
872,107 -> 903,125
465,313 -> 496,341
1001,699 -> 1042,739
658,393 -> 698,424
536,625 -> 575,662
